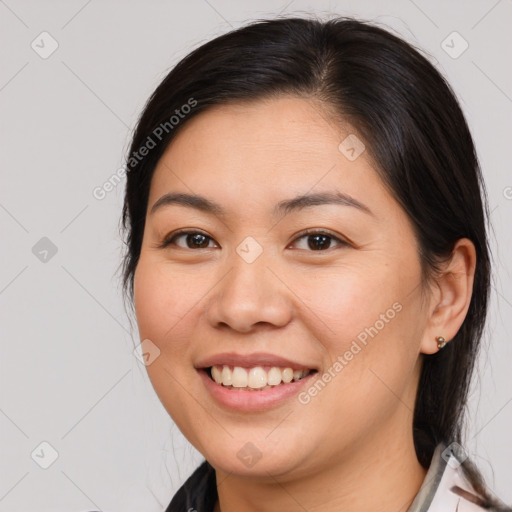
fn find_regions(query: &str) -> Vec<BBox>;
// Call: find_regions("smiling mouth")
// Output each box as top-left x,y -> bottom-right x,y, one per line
205,365 -> 317,391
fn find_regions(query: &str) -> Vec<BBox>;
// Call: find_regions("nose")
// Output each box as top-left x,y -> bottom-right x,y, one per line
205,249 -> 292,333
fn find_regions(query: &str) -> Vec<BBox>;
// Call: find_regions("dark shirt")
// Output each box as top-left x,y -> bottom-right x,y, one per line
165,459 -> 217,512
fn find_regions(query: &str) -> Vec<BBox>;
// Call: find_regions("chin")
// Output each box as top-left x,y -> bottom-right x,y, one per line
202,437 -> 310,480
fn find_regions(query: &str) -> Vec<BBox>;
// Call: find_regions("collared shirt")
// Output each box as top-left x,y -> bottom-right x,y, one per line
165,443 -> 511,511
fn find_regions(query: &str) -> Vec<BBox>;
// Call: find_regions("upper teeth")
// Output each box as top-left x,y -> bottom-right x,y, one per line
210,365 -> 311,388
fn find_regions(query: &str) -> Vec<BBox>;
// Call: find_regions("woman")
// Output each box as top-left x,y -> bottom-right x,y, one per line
119,16 -> 511,512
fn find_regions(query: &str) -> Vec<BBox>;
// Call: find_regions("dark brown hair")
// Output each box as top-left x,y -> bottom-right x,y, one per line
118,15 -> 509,509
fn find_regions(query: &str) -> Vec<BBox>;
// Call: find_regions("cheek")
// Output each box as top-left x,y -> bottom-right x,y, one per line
294,265 -> 402,346
297,264 -> 423,401
133,258 -> 200,343
133,260 -> 202,432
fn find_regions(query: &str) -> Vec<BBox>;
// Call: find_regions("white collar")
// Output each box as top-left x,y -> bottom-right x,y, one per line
407,443 -> 490,512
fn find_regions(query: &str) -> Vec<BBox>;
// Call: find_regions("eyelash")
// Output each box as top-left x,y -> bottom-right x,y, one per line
158,228 -> 349,252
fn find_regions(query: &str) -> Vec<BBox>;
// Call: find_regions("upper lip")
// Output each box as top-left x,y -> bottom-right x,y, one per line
195,352 -> 318,371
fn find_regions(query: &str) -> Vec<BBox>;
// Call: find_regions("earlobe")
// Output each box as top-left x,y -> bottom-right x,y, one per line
419,238 -> 477,355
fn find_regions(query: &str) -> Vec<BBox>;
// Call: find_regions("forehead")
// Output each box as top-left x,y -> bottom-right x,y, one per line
159,96 -> 347,163
147,96 -> 390,219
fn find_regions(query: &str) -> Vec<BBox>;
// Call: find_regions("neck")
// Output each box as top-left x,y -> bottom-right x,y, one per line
213,420 -> 428,512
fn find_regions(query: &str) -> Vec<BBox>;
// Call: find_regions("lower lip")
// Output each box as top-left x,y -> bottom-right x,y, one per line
197,368 -> 317,412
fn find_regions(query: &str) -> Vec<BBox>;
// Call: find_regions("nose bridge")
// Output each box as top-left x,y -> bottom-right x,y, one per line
230,238 -> 270,297
206,236 -> 291,331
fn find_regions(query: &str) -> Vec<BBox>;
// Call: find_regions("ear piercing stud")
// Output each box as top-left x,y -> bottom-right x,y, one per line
436,336 -> 448,349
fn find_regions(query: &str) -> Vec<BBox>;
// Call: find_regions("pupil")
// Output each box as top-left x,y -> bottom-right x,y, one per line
308,234 -> 330,251
188,233 -> 209,248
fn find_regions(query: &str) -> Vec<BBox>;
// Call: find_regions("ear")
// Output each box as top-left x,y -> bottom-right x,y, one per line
420,238 -> 477,355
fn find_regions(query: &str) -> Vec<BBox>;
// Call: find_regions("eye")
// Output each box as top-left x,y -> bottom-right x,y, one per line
158,229 -> 349,252
290,229 -> 349,252
159,230 -> 217,250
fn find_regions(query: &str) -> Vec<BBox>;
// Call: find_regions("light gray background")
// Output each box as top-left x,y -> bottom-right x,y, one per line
1,1 -> 511,511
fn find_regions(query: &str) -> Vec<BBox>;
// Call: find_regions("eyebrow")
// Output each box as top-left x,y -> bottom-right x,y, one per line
149,191 -> 374,217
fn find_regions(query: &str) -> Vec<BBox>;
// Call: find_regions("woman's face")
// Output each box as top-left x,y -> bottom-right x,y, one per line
133,96 -> 433,479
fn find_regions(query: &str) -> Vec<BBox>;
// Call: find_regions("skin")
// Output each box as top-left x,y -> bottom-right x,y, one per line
133,96 -> 476,512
